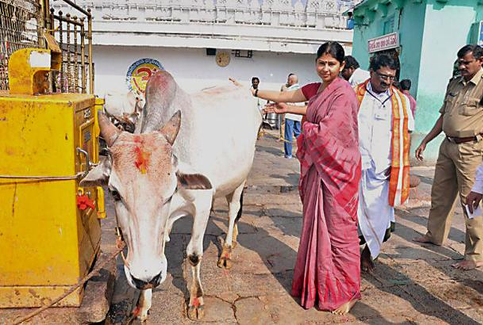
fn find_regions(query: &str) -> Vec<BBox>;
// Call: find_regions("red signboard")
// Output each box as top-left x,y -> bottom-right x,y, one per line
368,33 -> 399,53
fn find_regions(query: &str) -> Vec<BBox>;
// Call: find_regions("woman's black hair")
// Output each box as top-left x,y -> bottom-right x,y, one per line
316,42 -> 345,64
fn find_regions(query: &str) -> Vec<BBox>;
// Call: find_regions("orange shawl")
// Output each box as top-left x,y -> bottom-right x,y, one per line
355,80 -> 410,207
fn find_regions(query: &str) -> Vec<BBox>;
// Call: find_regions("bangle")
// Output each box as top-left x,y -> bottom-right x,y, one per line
254,89 -> 259,97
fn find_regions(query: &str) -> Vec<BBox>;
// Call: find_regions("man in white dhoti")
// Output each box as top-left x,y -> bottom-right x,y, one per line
354,53 -> 414,272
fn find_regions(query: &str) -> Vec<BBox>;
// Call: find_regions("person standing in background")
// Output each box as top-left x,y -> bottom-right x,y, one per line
252,76 -> 262,112
283,73 -> 303,158
400,79 -> 417,117
347,11 -> 355,30
414,45 -> 483,270
341,55 -> 370,87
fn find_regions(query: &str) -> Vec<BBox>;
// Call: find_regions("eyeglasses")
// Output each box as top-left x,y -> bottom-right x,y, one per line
376,71 -> 396,81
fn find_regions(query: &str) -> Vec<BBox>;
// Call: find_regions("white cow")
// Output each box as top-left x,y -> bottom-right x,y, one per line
81,71 -> 261,320
104,90 -> 144,117
104,90 -> 145,132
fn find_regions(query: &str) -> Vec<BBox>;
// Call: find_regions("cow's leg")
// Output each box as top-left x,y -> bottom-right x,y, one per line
187,256 -> 205,320
134,288 -> 152,321
186,196 -> 211,320
165,214 -> 182,242
218,182 -> 245,269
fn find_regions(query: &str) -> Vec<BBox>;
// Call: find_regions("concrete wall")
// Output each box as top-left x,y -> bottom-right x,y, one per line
93,45 -> 321,96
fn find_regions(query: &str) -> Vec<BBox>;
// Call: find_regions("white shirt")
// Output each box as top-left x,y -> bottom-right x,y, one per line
358,82 -> 415,174
285,83 -> 303,122
472,163 -> 483,194
349,68 -> 371,87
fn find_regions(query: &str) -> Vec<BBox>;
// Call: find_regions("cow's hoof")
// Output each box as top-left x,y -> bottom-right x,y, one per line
137,312 -> 149,323
217,245 -> 233,269
188,297 -> 204,320
188,305 -> 204,320
217,256 -> 233,269
133,306 -> 149,322
232,240 -> 238,249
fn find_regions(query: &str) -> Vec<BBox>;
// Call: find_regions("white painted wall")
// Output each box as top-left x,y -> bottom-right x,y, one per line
93,45 -> 324,96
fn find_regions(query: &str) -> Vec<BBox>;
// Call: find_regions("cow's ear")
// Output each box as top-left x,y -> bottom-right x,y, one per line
177,172 -> 212,190
80,159 -> 111,187
159,111 -> 181,145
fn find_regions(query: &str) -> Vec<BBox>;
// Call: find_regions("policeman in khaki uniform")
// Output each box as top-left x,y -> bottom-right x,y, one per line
415,44 -> 483,270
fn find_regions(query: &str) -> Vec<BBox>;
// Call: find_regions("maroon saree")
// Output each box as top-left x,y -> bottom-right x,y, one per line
292,77 -> 361,311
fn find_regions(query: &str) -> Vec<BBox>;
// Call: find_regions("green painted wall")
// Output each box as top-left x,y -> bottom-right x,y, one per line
353,0 -> 426,91
478,5 -> 483,21
398,2 -> 426,100
352,0 -> 389,70
352,0 -> 483,164
413,0 -> 480,164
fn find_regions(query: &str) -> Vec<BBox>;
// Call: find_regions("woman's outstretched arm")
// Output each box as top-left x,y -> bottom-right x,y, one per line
253,88 -> 307,103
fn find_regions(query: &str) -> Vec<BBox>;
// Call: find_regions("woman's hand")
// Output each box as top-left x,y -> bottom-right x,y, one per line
263,102 -> 289,114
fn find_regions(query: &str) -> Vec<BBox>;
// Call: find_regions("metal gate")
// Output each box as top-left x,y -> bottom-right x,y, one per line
0,0 -> 41,91
0,0 -> 94,94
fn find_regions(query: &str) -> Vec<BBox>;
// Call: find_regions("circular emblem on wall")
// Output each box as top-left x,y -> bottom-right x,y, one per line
216,52 -> 230,67
126,58 -> 164,93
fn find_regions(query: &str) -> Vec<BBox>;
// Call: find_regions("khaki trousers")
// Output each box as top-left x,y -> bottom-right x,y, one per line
426,138 -> 483,262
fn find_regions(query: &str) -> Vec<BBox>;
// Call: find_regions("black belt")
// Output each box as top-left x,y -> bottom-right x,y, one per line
446,136 -> 478,144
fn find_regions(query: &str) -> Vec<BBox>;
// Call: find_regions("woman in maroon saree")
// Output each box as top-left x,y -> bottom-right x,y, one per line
253,42 -> 361,314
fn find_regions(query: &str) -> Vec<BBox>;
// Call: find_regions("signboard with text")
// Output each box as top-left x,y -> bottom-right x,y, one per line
368,33 -> 399,53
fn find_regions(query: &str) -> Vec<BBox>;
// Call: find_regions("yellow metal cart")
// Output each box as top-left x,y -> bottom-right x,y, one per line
0,48 -> 105,308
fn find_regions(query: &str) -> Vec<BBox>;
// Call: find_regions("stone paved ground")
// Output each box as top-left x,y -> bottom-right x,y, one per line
103,131 -> 483,324
4,132 -> 483,324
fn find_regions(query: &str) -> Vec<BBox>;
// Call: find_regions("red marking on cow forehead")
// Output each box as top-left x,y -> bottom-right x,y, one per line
134,146 -> 151,174
111,133 -> 173,182
133,135 -> 143,143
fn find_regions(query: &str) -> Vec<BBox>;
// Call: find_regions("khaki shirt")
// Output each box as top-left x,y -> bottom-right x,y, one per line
440,68 -> 483,137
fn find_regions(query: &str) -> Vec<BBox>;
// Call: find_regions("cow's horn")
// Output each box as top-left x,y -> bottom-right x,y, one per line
159,111 -> 181,145
98,111 -> 121,146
